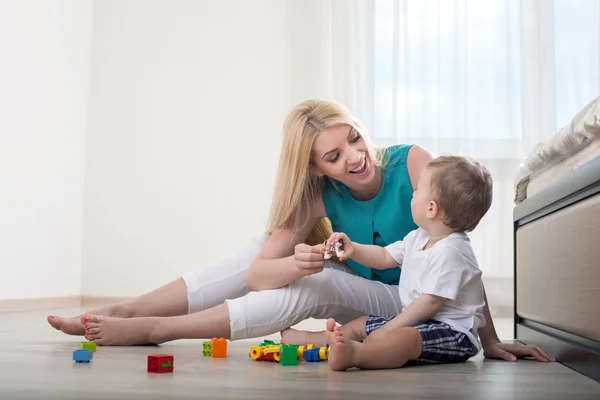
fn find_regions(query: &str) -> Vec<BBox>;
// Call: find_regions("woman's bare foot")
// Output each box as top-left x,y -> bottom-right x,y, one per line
325,318 -> 357,371
47,316 -> 86,336
280,328 -> 328,346
81,314 -> 163,346
47,303 -> 134,337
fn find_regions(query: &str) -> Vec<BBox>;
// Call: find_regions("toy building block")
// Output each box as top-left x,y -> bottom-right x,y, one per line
250,342 -> 281,362
211,337 -> 227,358
280,344 -> 299,366
249,345 -> 263,359
297,345 -> 306,359
262,345 -> 281,362
202,341 -> 212,356
147,354 -> 174,373
80,341 -> 97,352
303,348 -> 321,362
318,344 -> 330,360
73,349 -> 93,363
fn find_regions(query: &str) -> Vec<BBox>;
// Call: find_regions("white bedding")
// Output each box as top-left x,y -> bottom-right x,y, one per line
514,96 -> 600,204
526,139 -> 600,199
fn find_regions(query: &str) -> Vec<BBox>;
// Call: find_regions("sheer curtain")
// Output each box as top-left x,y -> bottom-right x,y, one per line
289,0 -> 600,314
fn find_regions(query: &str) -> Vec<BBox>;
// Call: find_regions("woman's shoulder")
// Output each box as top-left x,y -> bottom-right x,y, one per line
405,145 -> 435,189
380,144 -> 413,168
380,144 -> 433,189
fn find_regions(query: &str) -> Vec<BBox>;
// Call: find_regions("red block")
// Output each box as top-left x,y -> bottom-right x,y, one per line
260,353 -> 277,362
147,354 -> 174,373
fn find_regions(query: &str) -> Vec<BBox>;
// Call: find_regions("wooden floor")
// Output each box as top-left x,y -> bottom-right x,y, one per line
2,307 -> 599,400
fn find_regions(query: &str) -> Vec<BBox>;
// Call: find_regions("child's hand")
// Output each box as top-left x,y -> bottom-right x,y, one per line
325,232 -> 354,261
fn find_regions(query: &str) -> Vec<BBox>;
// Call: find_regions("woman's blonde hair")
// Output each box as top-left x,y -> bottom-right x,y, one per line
266,99 -> 384,245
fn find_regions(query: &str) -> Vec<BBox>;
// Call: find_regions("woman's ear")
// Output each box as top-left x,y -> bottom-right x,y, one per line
426,200 -> 440,219
310,164 -> 325,177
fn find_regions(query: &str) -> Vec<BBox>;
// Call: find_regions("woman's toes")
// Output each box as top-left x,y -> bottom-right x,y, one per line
85,327 -> 100,335
80,314 -> 102,325
47,316 -> 60,330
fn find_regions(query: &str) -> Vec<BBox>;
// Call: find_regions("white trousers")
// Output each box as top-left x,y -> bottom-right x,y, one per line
181,234 -> 402,340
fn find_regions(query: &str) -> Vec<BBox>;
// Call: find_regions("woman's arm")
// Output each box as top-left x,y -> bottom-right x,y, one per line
406,145 -> 436,190
246,194 -> 327,291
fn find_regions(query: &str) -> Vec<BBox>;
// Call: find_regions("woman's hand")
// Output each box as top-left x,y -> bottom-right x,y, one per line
483,339 -> 556,362
294,243 -> 325,276
325,232 -> 354,261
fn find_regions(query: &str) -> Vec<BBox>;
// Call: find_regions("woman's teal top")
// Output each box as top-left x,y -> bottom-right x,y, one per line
322,144 -> 417,285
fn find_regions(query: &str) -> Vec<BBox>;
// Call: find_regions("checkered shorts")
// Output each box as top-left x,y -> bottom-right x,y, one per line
365,316 -> 479,364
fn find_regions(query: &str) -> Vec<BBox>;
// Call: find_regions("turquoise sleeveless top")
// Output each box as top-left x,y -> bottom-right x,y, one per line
322,144 -> 417,285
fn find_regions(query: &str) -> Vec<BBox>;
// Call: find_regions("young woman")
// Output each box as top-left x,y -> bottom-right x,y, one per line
48,99 -> 553,362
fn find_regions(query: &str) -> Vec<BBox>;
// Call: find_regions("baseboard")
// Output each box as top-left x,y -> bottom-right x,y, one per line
0,296 -> 135,313
0,282 -> 513,317
0,296 -> 82,312
81,296 -> 132,307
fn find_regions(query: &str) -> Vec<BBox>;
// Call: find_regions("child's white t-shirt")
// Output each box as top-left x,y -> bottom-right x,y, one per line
385,228 -> 486,349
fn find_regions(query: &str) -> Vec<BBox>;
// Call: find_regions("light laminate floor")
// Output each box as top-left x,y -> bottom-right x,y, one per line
1,307 -> 599,400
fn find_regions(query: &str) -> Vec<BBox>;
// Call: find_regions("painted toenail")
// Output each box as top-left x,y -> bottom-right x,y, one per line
84,324 -> 88,328
84,316 -> 89,322
49,316 -> 55,319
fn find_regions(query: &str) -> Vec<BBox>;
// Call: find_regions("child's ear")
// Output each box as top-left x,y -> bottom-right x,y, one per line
426,200 -> 439,219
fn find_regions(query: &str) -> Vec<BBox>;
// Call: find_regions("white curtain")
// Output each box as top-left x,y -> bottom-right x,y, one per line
288,0 -> 600,313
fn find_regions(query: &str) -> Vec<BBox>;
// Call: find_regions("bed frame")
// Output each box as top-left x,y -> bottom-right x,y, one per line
514,155 -> 600,383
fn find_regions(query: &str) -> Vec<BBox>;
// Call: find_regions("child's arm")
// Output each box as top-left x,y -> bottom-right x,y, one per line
368,294 -> 446,340
325,232 -> 401,270
348,243 -> 399,270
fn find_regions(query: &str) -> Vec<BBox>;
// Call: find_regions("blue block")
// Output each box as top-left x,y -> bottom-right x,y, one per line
303,348 -> 320,362
73,349 -> 93,363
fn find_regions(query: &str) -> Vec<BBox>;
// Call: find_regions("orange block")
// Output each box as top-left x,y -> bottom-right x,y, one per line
211,337 -> 227,358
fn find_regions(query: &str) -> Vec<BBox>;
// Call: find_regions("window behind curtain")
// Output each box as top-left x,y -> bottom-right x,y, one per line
372,0 -> 599,159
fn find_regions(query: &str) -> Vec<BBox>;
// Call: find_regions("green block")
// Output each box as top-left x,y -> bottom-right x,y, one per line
280,344 -> 299,366
259,339 -> 276,346
202,341 -> 212,356
80,341 -> 96,352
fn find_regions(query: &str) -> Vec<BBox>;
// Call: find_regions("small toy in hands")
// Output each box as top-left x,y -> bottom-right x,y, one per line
323,239 -> 344,260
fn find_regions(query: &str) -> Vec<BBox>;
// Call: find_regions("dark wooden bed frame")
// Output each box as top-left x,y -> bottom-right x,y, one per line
513,155 -> 600,383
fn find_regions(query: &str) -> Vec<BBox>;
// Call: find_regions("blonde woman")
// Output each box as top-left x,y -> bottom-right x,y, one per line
48,99 -> 552,362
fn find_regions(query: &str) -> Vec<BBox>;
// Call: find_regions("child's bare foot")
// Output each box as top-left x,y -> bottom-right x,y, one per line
81,314 -> 163,345
325,318 -> 357,371
280,328 -> 328,347
47,316 -> 85,336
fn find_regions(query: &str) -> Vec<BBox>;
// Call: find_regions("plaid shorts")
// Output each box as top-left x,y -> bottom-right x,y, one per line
365,315 -> 479,364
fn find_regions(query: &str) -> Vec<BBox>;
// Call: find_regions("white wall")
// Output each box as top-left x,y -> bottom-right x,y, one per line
82,0 -> 291,296
0,1 -> 93,300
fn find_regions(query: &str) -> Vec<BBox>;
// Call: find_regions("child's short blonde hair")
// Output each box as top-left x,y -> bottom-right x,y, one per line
426,156 -> 493,232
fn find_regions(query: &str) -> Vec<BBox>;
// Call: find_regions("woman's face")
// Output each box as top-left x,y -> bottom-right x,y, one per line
311,124 -> 376,188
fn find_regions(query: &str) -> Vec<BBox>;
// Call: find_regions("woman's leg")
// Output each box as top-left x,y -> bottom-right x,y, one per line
226,262 -> 402,340
81,262 -> 402,345
48,233 -> 269,336
48,278 -> 189,335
